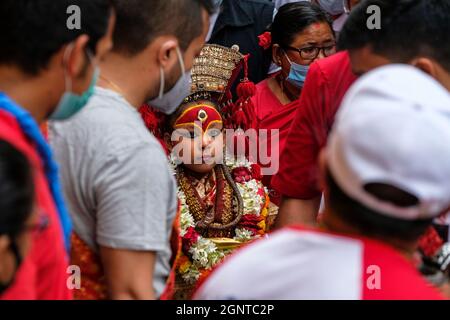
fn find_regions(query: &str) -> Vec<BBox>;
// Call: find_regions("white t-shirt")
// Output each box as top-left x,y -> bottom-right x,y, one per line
195,227 -> 443,300
49,87 -> 177,297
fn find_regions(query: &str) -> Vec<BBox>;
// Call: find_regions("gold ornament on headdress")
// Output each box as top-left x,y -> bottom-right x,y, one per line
190,44 -> 244,96
197,109 -> 208,123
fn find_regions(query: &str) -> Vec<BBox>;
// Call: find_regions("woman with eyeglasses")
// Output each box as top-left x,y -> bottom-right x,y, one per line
250,2 -> 336,205
0,140 -> 37,296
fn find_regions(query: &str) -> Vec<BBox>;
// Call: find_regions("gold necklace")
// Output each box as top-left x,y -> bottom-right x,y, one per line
99,75 -> 126,97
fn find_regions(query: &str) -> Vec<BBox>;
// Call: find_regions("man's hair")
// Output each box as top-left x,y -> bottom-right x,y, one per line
0,140 -> 34,238
338,0 -> 450,72
326,170 -> 433,242
0,0 -> 113,75
271,2 -> 334,48
112,0 -> 215,56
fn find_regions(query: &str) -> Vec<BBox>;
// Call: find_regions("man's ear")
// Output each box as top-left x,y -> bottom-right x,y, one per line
410,57 -> 439,79
153,37 -> 179,70
65,35 -> 91,78
94,12 -> 116,63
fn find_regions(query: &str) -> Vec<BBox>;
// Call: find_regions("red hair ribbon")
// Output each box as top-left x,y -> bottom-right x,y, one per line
258,31 -> 272,50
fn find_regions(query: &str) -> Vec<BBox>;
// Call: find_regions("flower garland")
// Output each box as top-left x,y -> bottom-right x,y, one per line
176,156 -> 269,284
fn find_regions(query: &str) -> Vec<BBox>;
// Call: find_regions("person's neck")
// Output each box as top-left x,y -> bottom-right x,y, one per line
182,166 -> 214,181
321,209 -> 417,261
273,73 -> 301,104
98,53 -> 150,109
0,67 -> 56,124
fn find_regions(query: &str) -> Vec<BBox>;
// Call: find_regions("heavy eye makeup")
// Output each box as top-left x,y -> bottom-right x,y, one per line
176,123 -> 223,140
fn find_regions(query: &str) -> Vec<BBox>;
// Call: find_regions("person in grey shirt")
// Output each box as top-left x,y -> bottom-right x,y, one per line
50,0 -> 214,299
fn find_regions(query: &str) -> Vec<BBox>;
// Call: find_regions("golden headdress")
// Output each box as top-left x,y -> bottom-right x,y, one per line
183,44 -> 257,130
183,44 -> 244,105
140,45 -> 254,138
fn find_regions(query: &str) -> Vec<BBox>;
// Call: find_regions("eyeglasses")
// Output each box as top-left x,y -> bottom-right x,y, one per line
283,44 -> 337,61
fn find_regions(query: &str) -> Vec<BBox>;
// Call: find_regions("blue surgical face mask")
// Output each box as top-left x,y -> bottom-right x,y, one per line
318,0 -> 346,15
50,44 -> 99,121
149,46 -> 191,115
284,52 -> 310,88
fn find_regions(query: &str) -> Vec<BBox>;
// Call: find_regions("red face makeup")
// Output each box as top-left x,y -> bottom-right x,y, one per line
174,105 -> 223,132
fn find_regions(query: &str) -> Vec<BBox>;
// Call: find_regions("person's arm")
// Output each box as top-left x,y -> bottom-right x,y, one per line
100,247 -> 156,300
271,62 -> 329,229
274,196 -> 321,229
95,137 -> 177,300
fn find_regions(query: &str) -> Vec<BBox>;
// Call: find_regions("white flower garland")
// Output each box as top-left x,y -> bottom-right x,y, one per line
177,155 -> 267,284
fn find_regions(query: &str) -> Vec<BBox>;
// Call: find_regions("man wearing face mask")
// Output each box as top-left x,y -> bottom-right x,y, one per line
50,0 -> 214,300
0,0 -> 115,300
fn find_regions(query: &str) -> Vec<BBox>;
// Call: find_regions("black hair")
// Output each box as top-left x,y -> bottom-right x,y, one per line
271,2 -> 334,48
0,140 -> 35,238
0,0 -> 114,75
326,170 -> 433,242
112,0 -> 215,56
338,0 -> 450,72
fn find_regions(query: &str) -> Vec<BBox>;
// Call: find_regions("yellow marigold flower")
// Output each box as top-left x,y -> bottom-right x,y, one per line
261,207 -> 268,218
257,220 -> 266,231
179,260 -> 192,274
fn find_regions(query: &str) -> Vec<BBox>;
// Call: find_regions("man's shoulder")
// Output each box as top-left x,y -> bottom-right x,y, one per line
76,87 -> 139,125
196,228 -> 365,299
51,88 -> 160,152
312,51 -> 355,83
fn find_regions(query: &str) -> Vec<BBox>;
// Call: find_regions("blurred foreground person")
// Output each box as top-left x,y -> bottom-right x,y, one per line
50,0 -> 214,299
195,65 -> 450,300
274,0 -> 450,228
0,0 -> 115,299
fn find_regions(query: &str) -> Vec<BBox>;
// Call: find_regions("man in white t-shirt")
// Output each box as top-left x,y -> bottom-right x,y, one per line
195,65 -> 450,300
50,0 -> 214,300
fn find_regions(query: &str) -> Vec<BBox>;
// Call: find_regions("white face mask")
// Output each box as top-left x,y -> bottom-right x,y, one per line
318,0 -> 345,15
149,46 -> 191,115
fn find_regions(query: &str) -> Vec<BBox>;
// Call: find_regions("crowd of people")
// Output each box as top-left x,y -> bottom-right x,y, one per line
0,0 -> 449,300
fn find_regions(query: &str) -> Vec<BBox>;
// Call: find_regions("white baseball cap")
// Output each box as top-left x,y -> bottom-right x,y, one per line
327,64 -> 450,220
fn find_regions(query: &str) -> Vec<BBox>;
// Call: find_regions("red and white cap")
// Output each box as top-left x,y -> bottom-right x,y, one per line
327,64 -> 450,220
